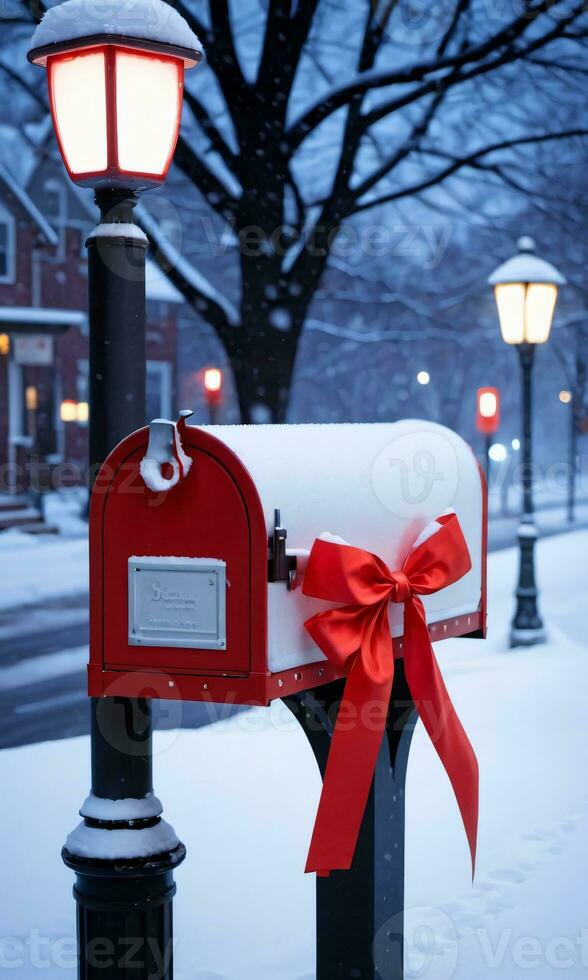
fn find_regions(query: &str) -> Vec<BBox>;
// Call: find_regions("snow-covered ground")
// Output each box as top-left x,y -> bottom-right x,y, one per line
0,533 -> 87,612
0,531 -> 587,979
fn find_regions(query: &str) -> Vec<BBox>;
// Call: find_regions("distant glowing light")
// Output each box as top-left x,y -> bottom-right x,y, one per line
479,391 -> 498,418
60,400 -> 89,423
511,438 -> 521,451
25,386 -> 38,411
60,399 -> 78,422
417,371 -> 430,386
77,401 -> 89,423
0,333 -> 10,356
204,368 -> 222,394
489,442 -> 508,463
559,389 -> 572,404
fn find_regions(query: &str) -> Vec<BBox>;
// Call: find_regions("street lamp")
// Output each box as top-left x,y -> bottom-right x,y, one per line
28,5 -> 201,187
28,3 -> 202,977
476,386 -> 500,481
204,366 -> 223,423
489,236 -> 566,647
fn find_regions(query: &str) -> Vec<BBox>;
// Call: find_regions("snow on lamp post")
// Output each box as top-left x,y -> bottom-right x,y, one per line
488,236 -> 566,647
28,3 -> 202,977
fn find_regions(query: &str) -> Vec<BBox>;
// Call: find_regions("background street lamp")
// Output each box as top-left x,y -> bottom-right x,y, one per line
204,366 -> 223,423
489,236 -> 566,647
28,3 -> 202,976
476,386 -> 501,481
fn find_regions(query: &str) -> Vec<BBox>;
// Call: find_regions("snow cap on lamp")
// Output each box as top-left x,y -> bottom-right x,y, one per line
488,237 -> 566,346
28,0 -> 203,66
488,237 -> 566,287
27,0 -> 203,189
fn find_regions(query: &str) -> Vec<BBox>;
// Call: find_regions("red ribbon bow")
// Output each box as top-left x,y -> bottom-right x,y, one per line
302,512 -> 479,877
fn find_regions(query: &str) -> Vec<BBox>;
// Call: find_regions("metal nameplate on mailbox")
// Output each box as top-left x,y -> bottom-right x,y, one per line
128,557 -> 227,650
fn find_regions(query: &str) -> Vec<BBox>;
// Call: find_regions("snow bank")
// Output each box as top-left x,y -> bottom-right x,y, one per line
31,0 -> 203,59
1,531 -> 587,978
0,537 -> 88,611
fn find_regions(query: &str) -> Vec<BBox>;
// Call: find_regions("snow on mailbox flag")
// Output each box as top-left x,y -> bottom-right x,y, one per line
90,415 -> 486,874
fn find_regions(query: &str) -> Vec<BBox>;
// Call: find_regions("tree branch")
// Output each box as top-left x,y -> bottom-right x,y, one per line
173,135 -> 240,222
287,1 -> 581,149
137,204 -> 240,346
348,129 -> 588,214
436,0 -> 471,57
257,0 -> 321,98
183,88 -> 238,170
0,60 -> 47,110
358,4 -> 585,135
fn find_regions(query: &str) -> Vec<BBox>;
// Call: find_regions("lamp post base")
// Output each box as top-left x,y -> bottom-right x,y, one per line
510,625 -> 547,647
510,520 -> 545,649
62,845 -> 186,980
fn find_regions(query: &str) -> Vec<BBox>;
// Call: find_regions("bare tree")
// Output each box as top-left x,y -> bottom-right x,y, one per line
3,0 -> 588,421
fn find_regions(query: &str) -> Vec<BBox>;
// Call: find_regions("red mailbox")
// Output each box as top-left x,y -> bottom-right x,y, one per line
89,415 -> 487,704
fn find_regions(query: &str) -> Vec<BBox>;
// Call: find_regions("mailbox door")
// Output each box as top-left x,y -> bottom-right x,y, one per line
90,427 -> 267,695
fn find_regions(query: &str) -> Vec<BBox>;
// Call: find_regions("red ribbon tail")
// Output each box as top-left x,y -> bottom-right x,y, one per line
404,597 -> 479,877
305,637 -> 394,876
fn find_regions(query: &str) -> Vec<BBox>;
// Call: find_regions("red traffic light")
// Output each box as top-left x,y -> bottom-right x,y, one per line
203,368 -> 223,407
204,368 -> 222,394
476,387 -> 500,434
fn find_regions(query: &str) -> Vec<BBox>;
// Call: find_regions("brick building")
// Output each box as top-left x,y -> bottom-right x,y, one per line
0,150 -> 183,501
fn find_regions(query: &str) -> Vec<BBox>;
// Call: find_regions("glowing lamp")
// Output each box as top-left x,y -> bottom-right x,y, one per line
204,368 -> 223,398
476,387 -> 500,434
488,237 -> 565,346
60,399 -> 78,422
77,401 -> 90,423
489,443 -> 507,463
27,0 -> 202,188
25,386 -> 39,411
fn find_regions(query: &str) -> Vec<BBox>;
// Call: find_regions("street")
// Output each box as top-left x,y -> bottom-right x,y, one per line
0,596 -> 244,749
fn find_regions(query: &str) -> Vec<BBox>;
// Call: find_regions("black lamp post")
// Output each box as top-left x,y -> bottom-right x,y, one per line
489,236 -> 566,647
28,4 -> 202,977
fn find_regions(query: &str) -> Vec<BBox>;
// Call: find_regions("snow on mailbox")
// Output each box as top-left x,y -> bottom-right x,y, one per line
89,415 -> 486,707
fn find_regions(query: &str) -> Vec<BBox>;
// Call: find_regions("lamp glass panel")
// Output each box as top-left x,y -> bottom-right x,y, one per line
524,283 -> 558,344
115,51 -> 182,176
49,52 -> 108,175
494,283 -> 526,344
